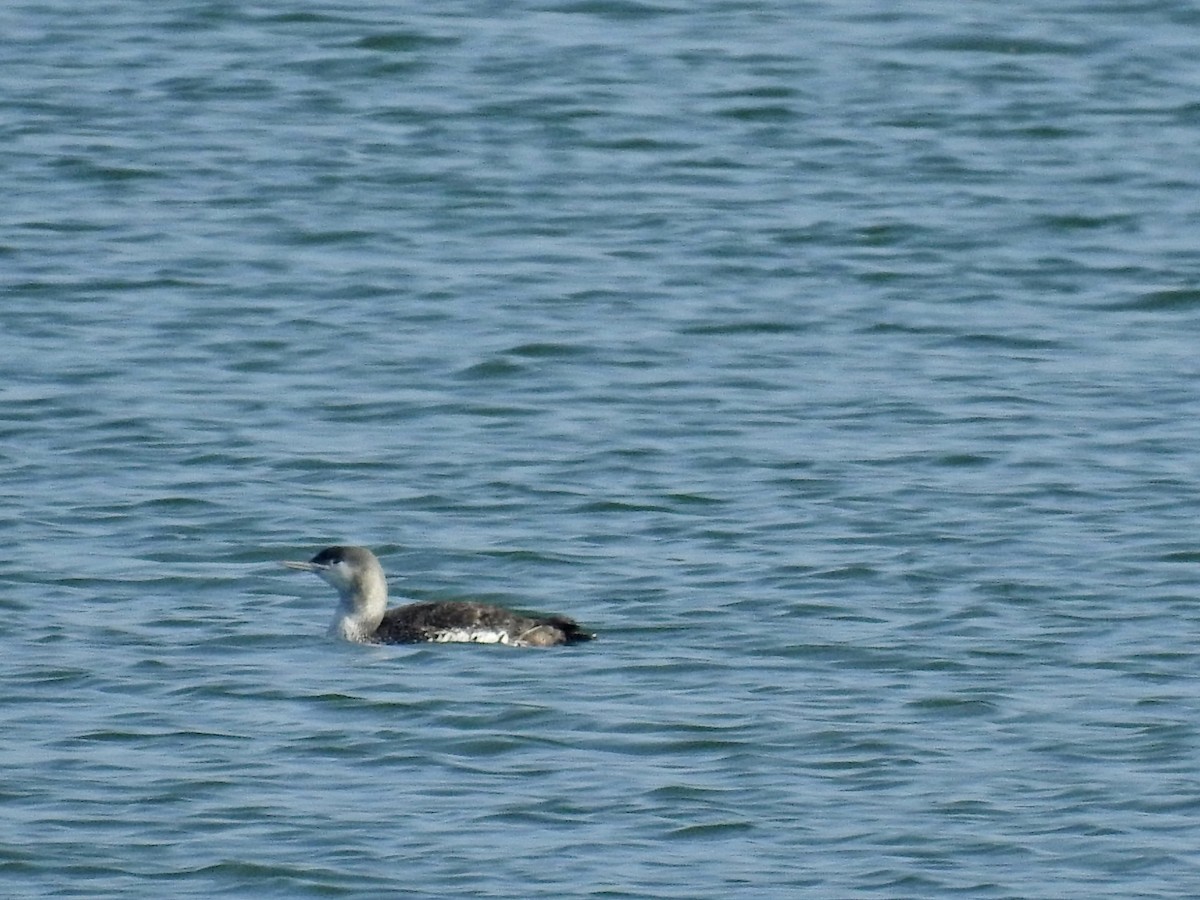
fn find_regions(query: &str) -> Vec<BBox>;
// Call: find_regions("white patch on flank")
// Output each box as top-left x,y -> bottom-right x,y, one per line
431,628 -> 510,644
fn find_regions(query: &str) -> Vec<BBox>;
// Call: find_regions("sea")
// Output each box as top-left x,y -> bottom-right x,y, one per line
3,1 -> 1200,897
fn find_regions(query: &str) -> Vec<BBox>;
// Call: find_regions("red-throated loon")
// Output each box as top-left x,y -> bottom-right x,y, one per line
282,545 -> 594,647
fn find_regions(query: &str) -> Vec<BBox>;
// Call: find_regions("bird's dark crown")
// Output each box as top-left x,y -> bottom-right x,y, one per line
310,546 -> 349,566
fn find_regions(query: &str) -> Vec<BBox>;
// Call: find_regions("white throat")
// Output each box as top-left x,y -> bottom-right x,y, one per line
330,606 -> 378,643
323,563 -> 388,643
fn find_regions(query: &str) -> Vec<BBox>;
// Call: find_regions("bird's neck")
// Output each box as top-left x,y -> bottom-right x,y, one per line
328,568 -> 388,643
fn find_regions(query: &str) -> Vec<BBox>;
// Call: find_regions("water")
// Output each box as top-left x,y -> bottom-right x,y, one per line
4,1 -> 1200,896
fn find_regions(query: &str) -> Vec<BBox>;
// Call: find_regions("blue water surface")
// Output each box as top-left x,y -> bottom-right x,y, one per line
3,1 -> 1200,897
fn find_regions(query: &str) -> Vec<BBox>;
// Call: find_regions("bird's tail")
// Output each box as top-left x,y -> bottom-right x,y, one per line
546,616 -> 595,644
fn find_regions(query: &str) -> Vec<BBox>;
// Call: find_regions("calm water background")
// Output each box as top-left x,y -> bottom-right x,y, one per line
3,1 -> 1200,897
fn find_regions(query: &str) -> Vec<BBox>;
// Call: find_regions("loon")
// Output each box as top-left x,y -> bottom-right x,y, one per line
282,545 -> 594,647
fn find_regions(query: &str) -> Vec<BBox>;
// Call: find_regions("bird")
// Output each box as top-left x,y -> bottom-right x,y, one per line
282,545 -> 594,647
